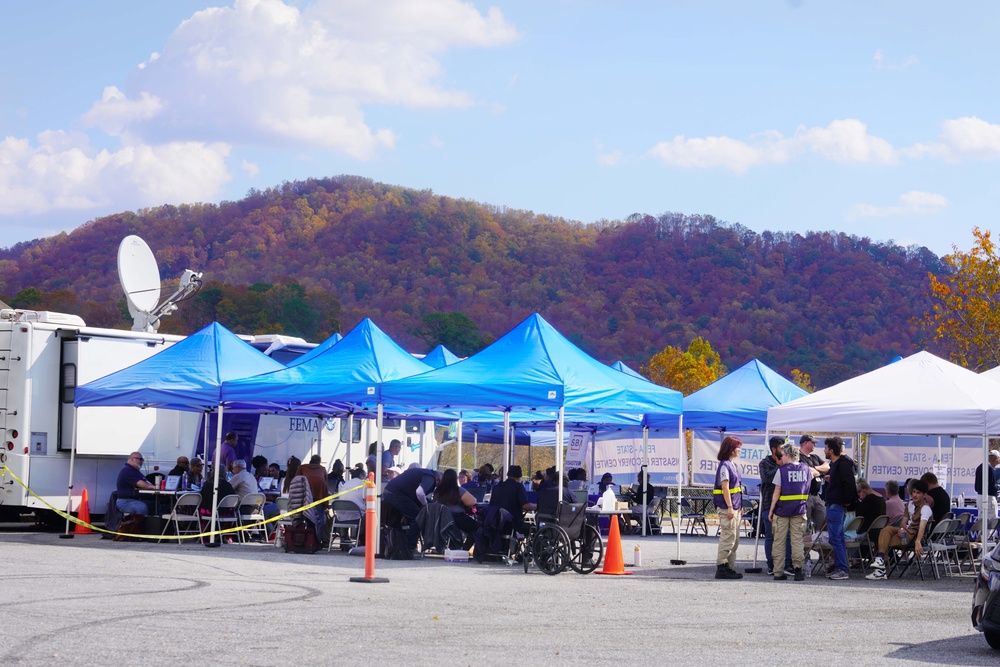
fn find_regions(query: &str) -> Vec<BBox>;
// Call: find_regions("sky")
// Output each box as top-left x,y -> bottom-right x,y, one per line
1,0 -> 998,257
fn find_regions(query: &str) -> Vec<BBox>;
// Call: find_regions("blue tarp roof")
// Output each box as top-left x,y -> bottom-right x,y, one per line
285,332 -> 342,367
220,318 -> 433,412
649,358 -> 808,431
421,344 -> 461,368
381,313 -> 682,416
612,360 -> 646,379
74,322 -> 285,411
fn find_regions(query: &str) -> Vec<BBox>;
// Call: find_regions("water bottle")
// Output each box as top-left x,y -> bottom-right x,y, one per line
602,487 -> 616,511
959,492 -> 965,506
634,544 -> 642,567
182,472 -> 189,490
805,560 -> 813,577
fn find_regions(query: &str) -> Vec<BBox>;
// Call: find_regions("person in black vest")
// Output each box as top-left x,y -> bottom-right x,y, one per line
382,467 -> 441,552
768,442 -> 811,581
714,436 -> 744,580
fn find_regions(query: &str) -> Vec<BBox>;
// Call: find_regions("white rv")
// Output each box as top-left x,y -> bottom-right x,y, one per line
0,308 -> 440,526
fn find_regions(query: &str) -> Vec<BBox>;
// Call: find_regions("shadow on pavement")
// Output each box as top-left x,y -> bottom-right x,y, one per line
885,634 -> 996,665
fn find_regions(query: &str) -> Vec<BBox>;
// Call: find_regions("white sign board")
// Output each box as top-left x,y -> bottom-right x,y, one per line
866,435 -> 983,497
592,430 -> 684,486
564,431 -> 588,470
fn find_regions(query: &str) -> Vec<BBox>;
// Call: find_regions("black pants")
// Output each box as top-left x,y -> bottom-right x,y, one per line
382,492 -> 421,548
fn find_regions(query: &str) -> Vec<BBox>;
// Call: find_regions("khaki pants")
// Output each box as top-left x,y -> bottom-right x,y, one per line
716,510 -> 740,567
772,513 -> 806,572
876,525 -> 907,556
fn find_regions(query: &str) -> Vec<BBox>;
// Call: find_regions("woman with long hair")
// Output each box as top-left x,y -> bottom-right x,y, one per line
282,455 -> 301,495
714,436 -> 744,580
434,468 -> 479,543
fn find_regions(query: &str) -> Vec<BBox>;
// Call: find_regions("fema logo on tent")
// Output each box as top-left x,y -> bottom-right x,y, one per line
324,418 -> 336,431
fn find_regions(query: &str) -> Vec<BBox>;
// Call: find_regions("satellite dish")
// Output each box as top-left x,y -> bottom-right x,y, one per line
118,235 -> 162,316
117,235 -> 203,332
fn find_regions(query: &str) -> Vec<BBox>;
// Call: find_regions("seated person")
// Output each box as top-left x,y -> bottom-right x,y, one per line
920,472 -> 951,523
489,465 -> 536,533
188,457 -> 205,488
629,466 -> 656,506
855,479 -> 887,557
340,466 -> 368,514
116,452 -> 155,516
531,470 -> 544,491
328,459 -> 346,493
884,480 -> 904,525
286,473 -> 323,539
251,455 -> 269,480
199,473 -> 238,525
229,459 -> 258,500
432,468 -> 479,546
568,468 -> 587,491
167,456 -> 190,478
866,479 -> 932,581
459,469 -> 474,487
268,462 -> 282,483
536,468 -> 577,517
298,454 -> 331,506
598,472 -> 615,495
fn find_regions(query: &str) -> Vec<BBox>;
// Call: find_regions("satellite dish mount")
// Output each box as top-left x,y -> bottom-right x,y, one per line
118,235 -> 203,333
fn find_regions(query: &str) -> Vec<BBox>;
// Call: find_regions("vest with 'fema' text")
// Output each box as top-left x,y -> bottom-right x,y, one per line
713,459 -> 742,510
775,462 -> 810,517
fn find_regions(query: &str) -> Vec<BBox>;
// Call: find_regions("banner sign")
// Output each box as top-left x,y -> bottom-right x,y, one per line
866,435 -> 985,497
591,429 -> 684,487
563,431 -> 588,471
692,430 -> 854,493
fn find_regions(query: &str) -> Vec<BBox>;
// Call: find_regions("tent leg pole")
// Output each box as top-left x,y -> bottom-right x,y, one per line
60,408 -> 79,539
672,415 -> 685,565
207,405 -> 224,547
745,430 -> 766,573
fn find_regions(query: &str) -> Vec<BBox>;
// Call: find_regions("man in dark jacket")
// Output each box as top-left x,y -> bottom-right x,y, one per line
823,436 -> 857,581
382,467 -> 441,551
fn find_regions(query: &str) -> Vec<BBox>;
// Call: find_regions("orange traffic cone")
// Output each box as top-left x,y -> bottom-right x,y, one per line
596,514 -> 633,576
73,488 -> 94,534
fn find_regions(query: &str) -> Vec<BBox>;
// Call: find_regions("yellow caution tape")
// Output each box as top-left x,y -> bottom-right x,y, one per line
1,465 -> 363,542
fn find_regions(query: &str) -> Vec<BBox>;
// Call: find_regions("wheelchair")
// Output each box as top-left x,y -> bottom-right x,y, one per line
520,502 -> 604,575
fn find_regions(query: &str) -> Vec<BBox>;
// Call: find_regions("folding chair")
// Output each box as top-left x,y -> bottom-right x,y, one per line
158,492 -> 202,544
921,518 -> 961,579
238,493 -> 267,542
860,515 -> 889,569
631,496 -> 666,535
888,520 -> 935,580
841,516 -> 866,573
680,497 -> 708,535
212,494 -> 241,542
274,496 -> 293,549
328,500 -> 363,552
955,517 -> 984,573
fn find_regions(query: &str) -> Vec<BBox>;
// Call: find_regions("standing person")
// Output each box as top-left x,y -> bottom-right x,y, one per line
760,436 -> 792,576
769,442 -> 810,581
920,472 -> 950,523
382,440 -> 402,474
218,432 -> 238,473
823,436 -> 857,581
714,436 -> 744,580
975,450 -> 999,519
798,435 -> 828,532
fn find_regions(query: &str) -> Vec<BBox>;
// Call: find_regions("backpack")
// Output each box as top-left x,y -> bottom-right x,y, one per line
284,520 -> 320,554
381,525 -> 413,560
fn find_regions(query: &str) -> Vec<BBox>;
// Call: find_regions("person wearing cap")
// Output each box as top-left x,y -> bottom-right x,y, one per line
975,450 -> 999,519
115,452 -> 155,516
798,435 -> 829,535
714,435 -> 744,580
490,465 -> 537,533
385,465 -> 404,481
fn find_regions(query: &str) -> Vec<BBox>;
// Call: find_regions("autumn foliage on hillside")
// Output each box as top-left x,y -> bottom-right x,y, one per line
0,176 -> 944,387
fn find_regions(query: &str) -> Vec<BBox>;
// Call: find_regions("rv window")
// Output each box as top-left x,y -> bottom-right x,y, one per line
405,421 -> 424,434
382,417 -> 401,429
60,363 -> 77,404
339,418 -> 362,443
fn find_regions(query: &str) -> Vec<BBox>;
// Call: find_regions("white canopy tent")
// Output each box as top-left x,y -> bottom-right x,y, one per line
767,350 -> 1000,567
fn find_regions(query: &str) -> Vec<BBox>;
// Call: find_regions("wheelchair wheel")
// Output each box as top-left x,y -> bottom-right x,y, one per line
533,525 -> 569,575
568,523 -> 604,574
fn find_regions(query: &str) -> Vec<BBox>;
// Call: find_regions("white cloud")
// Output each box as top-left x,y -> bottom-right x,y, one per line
0,132 -> 231,216
81,86 -> 164,136
647,119 -> 896,173
848,190 -> 949,219
110,0 -> 518,159
873,49 -> 918,72
906,117 -> 1000,161
240,159 -> 260,176
595,140 -> 624,167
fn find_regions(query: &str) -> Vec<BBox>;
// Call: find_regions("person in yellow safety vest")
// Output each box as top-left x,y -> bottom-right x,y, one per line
713,436 -> 744,580
768,442 -> 810,581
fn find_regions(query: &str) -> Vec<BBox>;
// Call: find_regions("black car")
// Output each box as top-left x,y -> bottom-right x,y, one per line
972,540 -> 1000,649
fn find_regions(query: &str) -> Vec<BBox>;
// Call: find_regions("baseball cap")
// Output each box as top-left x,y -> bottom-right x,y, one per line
990,449 -> 1000,458
799,434 -> 816,445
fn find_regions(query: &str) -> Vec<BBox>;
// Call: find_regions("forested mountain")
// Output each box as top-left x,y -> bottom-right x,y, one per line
0,175 -> 945,387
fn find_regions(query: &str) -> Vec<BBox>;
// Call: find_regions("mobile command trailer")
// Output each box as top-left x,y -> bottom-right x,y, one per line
0,308 -> 442,525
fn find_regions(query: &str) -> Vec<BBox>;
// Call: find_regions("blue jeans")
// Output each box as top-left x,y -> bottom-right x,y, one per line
116,498 -> 150,515
826,503 -> 849,574
763,512 -> 793,571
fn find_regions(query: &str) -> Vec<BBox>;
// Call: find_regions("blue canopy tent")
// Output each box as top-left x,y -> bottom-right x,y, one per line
612,360 -> 647,380
648,358 -> 808,431
421,344 -> 461,368
73,321 -> 286,543
284,332 -> 342,367
382,313 -> 683,537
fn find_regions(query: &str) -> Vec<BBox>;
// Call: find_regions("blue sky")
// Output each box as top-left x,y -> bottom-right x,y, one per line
1,0 -> 998,256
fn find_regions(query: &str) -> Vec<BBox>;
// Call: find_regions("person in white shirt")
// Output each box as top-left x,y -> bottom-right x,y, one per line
866,478 -> 932,580
229,459 -> 257,500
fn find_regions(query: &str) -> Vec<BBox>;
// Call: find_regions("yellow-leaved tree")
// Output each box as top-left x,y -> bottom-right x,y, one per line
917,227 -> 1000,370
641,337 -> 727,395
790,368 -> 815,392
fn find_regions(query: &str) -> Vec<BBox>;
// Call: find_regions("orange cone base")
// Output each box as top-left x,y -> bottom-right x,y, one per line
596,514 -> 633,575
349,576 -> 389,584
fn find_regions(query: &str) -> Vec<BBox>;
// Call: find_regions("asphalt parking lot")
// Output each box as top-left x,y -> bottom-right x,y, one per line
0,528 -> 991,666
